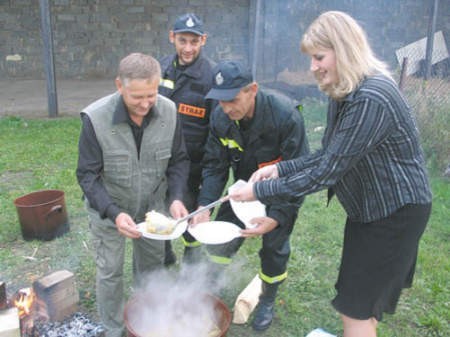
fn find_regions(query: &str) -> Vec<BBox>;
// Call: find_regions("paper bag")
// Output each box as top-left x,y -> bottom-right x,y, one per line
232,274 -> 262,324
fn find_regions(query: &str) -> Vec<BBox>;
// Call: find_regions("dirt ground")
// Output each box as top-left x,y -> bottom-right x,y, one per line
0,79 -> 116,118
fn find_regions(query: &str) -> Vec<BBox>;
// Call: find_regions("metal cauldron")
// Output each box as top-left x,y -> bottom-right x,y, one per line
14,189 -> 69,241
124,293 -> 231,337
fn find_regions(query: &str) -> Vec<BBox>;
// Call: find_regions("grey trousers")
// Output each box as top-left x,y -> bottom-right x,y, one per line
89,217 -> 164,337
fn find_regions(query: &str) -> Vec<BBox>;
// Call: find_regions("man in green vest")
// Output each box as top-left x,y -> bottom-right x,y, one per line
76,52 -> 189,337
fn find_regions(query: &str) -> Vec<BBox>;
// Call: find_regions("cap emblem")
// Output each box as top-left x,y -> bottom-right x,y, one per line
186,17 -> 195,27
215,72 -> 224,86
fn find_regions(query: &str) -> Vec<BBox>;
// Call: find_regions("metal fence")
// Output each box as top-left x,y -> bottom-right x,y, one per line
395,47 -> 449,174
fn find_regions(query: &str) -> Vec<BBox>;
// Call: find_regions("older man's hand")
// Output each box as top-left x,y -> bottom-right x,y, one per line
115,212 -> 141,238
169,199 -> 188,220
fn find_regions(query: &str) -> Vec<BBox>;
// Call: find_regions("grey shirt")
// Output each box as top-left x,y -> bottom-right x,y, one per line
254,75 -> 432,222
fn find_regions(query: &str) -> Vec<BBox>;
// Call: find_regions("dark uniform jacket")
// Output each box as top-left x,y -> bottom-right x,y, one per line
198,89 -> 310,228
159,53 -> 216,190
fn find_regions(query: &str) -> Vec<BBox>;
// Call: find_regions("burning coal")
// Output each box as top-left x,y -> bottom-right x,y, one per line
7,284 -> 104,337
26,312 -> 105,337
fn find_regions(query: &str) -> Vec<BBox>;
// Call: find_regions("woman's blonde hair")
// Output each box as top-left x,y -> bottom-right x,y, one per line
301,11 -> 392,99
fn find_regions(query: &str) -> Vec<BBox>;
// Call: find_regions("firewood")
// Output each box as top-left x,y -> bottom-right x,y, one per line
0,307 -> 20,337
32,270 -> 79,322
0,282 -> 7,310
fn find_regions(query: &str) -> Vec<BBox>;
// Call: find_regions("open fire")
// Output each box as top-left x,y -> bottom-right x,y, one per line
1,270 -> 105,337
4,286 -> 48,336
14,288 -> 36,319
6,287 -> 105,337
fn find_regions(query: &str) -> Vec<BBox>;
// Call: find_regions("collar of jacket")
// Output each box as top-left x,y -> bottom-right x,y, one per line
169,53 -> 206,79
111,92 -> 156,127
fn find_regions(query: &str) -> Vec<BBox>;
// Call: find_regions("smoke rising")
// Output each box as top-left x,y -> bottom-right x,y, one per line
125,260 -> 247,337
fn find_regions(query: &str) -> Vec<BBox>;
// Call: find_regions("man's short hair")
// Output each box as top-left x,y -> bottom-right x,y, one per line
117,53 -> 161,84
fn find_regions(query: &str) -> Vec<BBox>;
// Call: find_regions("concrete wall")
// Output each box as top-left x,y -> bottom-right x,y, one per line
1,0 -> 449,81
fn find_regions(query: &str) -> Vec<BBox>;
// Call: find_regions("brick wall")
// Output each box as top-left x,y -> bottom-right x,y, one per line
0,0 -> 252,79
1,0 -> 449,81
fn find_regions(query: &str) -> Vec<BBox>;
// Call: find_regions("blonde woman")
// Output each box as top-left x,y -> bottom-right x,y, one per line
231,11 -> 432,337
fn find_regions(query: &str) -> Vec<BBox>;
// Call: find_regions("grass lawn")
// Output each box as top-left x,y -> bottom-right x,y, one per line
0,112 -> 448,337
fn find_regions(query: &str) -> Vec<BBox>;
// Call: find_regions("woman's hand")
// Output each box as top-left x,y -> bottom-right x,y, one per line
249,164 -> 279,182
229,181 -> 256,202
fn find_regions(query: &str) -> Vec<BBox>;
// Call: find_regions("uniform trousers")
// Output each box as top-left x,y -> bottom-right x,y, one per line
207,202 -> 294,281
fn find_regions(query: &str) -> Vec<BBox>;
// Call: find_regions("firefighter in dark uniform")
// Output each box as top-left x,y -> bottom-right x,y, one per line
159,13 -> 216,264
191,61 -> 309,331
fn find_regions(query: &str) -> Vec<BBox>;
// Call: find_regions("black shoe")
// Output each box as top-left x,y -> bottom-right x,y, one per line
252,301 -> 274,331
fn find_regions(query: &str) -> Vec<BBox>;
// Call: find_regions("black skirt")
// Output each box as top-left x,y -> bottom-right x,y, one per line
331,203 -> 431,321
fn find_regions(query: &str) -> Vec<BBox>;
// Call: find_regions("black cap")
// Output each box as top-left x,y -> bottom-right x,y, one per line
173,13 -> 204,35
205,61 -> 253,101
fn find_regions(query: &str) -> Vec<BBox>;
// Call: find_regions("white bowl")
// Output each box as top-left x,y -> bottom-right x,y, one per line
228,180 -> 266,228
188,221 -> 241,244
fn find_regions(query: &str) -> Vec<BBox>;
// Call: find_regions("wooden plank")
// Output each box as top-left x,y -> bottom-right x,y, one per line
32,270 -> 79,321
0,282 -> 7,310
33,270 -> 74,291
39,284 -> 78,303
0,307 -> 20,337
